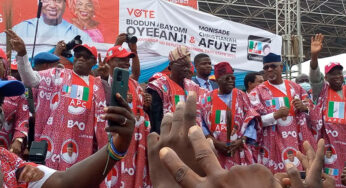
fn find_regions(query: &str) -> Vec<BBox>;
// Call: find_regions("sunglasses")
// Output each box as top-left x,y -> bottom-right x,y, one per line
263,64 -> 280,70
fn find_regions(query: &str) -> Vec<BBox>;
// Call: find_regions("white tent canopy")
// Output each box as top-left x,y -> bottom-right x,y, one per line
291,53 -> 346,78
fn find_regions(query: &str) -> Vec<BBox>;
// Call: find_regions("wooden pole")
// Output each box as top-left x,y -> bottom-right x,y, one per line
4,0 -> 13,57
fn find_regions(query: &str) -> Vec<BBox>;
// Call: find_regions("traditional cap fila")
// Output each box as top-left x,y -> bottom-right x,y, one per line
168,45 -> 190,62
214,62 -> 233,79
263,53 -> 281,64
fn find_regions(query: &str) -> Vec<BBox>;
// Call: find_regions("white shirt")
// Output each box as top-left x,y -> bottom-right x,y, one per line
284,157 -> 300,166
261,81 -> 288,127
62,152 -> 78,164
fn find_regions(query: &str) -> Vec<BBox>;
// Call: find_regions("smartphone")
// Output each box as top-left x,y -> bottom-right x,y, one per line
109,68 -> 129,125
299,171 -> 306,179
247,35 -> 272,61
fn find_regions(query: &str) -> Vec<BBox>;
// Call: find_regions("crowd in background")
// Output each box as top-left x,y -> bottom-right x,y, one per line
0,25 -> 345,188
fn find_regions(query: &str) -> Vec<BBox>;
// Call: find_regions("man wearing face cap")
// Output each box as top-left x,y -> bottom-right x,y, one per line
6,30 -> 107,171
248,52 -> 315,173
101,45 -> 152,187
147,46 -> 206,133
199,62 -> 260,169
309,34 -> 345,185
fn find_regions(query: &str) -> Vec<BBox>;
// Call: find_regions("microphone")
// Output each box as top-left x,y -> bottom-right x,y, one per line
37,0 -> 43,18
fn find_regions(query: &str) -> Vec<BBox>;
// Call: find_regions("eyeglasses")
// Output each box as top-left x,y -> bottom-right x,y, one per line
263,64 -> 279,70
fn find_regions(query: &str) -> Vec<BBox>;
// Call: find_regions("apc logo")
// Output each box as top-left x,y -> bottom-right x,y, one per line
127,8 -> 155,18
67,120 -> 86,131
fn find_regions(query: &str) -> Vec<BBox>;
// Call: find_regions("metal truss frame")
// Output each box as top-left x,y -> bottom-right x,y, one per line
198,0 -> 346,64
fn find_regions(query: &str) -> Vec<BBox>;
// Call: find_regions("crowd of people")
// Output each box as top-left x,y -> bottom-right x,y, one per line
0,27 -> 345,188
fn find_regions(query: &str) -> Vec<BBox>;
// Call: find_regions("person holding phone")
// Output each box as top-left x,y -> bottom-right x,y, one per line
6,29 -> 108,171
248,53 -> 315,173
101,45 -> 151,187
146,46 -> 207,134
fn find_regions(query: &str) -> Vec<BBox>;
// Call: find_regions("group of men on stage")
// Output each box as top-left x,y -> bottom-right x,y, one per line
0,29 -> 345,187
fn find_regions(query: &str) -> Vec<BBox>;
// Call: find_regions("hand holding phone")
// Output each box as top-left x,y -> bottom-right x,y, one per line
109,68 -> 129,126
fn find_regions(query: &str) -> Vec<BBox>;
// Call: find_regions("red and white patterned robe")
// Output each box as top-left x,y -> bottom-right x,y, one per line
249,80 -> 316,173
0,147 -> 56,188
199,88 -> 260,169
148,74 -> 206,125
104,78 -> 151,188
310,83 -> 346,188
0,76 -> 29,149
32,68 -> 107,170
0,147 -> 26,188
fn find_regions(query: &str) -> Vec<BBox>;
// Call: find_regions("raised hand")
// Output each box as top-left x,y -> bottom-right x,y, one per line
94,53 -> 110,80
311,33 -> 324,58
147,92 -> 204,188
159,126 -> 282,188
128,42 -> 137,52
54,41 -> 66,56
114,33 -> 127,46
5,30 -> 26,56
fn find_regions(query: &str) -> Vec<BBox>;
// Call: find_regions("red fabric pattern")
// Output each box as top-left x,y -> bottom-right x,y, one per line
200,89 -> 260,168
311,83 -> 346,187
32,68 -> 108,171
1,76 -> 29,149
248,80 -> 316,173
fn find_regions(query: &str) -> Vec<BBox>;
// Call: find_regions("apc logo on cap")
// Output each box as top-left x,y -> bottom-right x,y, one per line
118,46 -> 123,51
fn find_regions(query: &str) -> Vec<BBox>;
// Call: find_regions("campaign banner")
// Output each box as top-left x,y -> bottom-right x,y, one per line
119,0 -> 282,72
166,0 -> 198,9
0,0 -> 281,83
